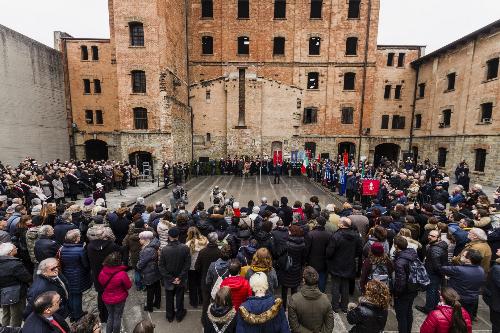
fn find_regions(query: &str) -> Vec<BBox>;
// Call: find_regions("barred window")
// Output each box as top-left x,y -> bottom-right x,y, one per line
129,22 -> 144,46
341,107 -> 354,124
474,149 -> 486,172
131,70 -> 146,93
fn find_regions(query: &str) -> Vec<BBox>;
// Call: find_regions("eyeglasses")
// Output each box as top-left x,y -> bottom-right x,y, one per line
49,266 -> 60,272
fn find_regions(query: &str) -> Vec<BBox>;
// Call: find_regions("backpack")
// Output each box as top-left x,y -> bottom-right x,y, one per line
406,258 -> 430,292
369,263 -> 391,287
211,267 -> 228,299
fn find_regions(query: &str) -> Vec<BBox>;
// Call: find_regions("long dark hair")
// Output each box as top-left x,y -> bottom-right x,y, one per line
441,287 -> 468,333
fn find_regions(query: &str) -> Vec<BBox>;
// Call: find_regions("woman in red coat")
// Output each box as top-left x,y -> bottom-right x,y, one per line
420,287 -> 472,333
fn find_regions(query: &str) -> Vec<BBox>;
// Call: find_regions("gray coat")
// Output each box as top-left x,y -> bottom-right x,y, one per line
137,238 -> 161,286
52,179 -> 65,199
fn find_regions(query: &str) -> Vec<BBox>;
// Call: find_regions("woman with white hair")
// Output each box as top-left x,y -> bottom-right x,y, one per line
136,231 -> 161,312
236,272 -> 290,333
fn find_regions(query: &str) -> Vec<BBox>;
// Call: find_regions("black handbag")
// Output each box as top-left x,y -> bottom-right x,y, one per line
0,284 -> 21,306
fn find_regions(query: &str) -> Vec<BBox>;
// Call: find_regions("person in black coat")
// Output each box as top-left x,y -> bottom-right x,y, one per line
254,221 -> 274,253
278,197 -> 293,227
484,249 -> 500,333
22,291 -> 71,333
109,208 -> 131,246
326,217 -> 362,313
305,216 -> 331,292
53,214 -> 78,246
34,226 -> 60,264
204,286 -> 236,333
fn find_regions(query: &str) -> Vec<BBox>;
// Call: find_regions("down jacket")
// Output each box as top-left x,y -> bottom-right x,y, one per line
326,228 -> 363,278
26,274 -> 69,319
136,238 -> 161,286
346,299 -> 388,333
59,243 -> 92,293
420,305 -> 472,333
236,294 -> 290,333
393,248 -> 419,297
287,285 -> 334,333
98,265 -> 132,305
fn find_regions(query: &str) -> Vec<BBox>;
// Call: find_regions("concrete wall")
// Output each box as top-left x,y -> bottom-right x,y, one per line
0,24 -> 69,165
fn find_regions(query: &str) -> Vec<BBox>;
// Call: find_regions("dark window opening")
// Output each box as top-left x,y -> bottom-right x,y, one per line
303,107 -> 318,124
237,36 -> 250,55
345,37 -> 358,55
347,0 -> 360,18
202,36 -> 213,54
309,37 -> 321,55
486,58 -> 499,80
206,90 -> 211,100
447,72 -> 456,91
394,85 -> 402,99
83,79 -> 91,94
387,52 -> 394,66
341,107 -> 354,124
201,0 -> 213,18
238,0 -> 249,18
307,72 -> 319,89
474,149 -> 486,172
85,110 -> 93,124
343,72 -> 356,90
95,110 -> 103,125
81,46 -> 88,60
94,79 -> 101,94
414,114 -> 422,129
131,70 -> 146,93
273,37 -> 285,55
133,108 -> 148,129
310,0 -> 322,18
440,109 -> 451,127
480,103 -> 493,123
418,83 -> 425,98
381,115 -> 389,129
437,148 -> 447,168
392,115 -> 405,129
206,133 -> 211,142
129,22 -> 144,46
238,68 -> 246,126
91,46 -> 99,60
397,53 -> 405,67
274,0 -> 286,19
384,85 -> 391,99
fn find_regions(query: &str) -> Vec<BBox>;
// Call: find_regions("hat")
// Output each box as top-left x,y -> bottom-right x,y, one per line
31,206 -> 41,216
96,183 -> 103,189
352,204 -> 363,211
371,242 -> 384,256
134,219 -> 145,229
252,206 -> 260,214
432,203 -> 445,212
168,227 -> 180,238
5,206 -> 15,214
84,198 -> 94,206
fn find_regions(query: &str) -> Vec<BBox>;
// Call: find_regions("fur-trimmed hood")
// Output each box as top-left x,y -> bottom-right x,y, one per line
186,236 -> 209,253
239,295 -> 283,324
207,304 -> 236,324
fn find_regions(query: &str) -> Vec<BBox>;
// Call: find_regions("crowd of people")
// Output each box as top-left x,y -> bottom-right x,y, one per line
0,155 -> 499,333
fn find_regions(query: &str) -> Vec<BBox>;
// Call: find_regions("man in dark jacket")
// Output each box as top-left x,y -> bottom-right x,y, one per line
305,216 -> 331,292
393,236 -> 419,333
441,248 -> 485,320
326,217 -> 362,312
278,197 -> 293,226
0,243 -> 32,327
34,226 -> 60,264
484,249 -> 500,333
22,291 -> 70,333
416,229 -> 448,314
159,227 -> 191,322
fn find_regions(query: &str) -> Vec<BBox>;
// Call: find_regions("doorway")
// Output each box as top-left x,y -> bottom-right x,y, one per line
129,151 -> 153,174
374,143 -> 400,167
85,140 -> 108,161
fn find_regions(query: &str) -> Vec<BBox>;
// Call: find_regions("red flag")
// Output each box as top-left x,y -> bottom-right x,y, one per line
343,151 -> 348,167
362,179 -> 380,196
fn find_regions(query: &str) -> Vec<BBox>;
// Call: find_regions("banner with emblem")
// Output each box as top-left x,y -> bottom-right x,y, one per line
362,179 -> 380,196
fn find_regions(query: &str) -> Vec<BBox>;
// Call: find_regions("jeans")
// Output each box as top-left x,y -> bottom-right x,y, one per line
145,280 -> 161,310
165,285 -> 185,321
68,292 -> 83,321
105,301 -> 125,333
1,296 -> 25,327
394,293 -> 416,333
188,270 -> 202,307
281,286 -> 298,309
97,291 -> 108,323
462,300 -> 478,320
424,273 -> 442,312
318,271 -> 327,293
331,275 -> 350,311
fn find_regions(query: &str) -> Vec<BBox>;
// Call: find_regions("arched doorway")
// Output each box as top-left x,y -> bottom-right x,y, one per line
129,151 -> 153,175
85,140 -> 108,161
304,142 -> 316,159
338,142 -> 356,162
374,143 -> 400,167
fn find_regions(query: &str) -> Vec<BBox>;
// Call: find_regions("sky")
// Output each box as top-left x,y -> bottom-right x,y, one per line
0,0 -> 499,54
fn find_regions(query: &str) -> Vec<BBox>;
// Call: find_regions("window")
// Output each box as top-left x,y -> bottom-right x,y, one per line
341,107 -> 354,124
394,85 -> 402,99
237,36 -> 250,55
83,79 -> 91,94
206,133 -> 211,142
486,58 -> 499,80
206,90 -> 211,100
202,36 -> 213,54
81,46 -> 88,60
345,37 -> 358,55
384,85 -> 391,99
381,115 -> 389,129
392,115 -> 405,129
129,22 -> 144,46
414,114 -> 422,129
238,0 -> 249,18
274,0 -> 286,19
480,102 -> 493,123
93,79 -> 101,94
343,72 -> 356,90
95,110 -> 103,125
91,46 -> 99,60
310,0 -> 322,18
307,72 -> 319,89
437,148 -> 447,168
440,109 -> 451,127
303,107 -> 318,124
446,72 -> 456,91
418,83 -> 426,98
474,149 -> 486,172
387,52 -> 394,66
397,53 -> 405,67
131,70 -> 146,93
309,37 -> 321,55
273,37 -> 285,55
347,0 -> 360,19
201,0 -> 213,18
85,110 -> 93,124
133,108 -> 148,129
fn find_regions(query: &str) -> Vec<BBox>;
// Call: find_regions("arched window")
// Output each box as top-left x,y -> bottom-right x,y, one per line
133,108 -> 148,129
131,70 -> 146,93
129,22 -> 144,46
